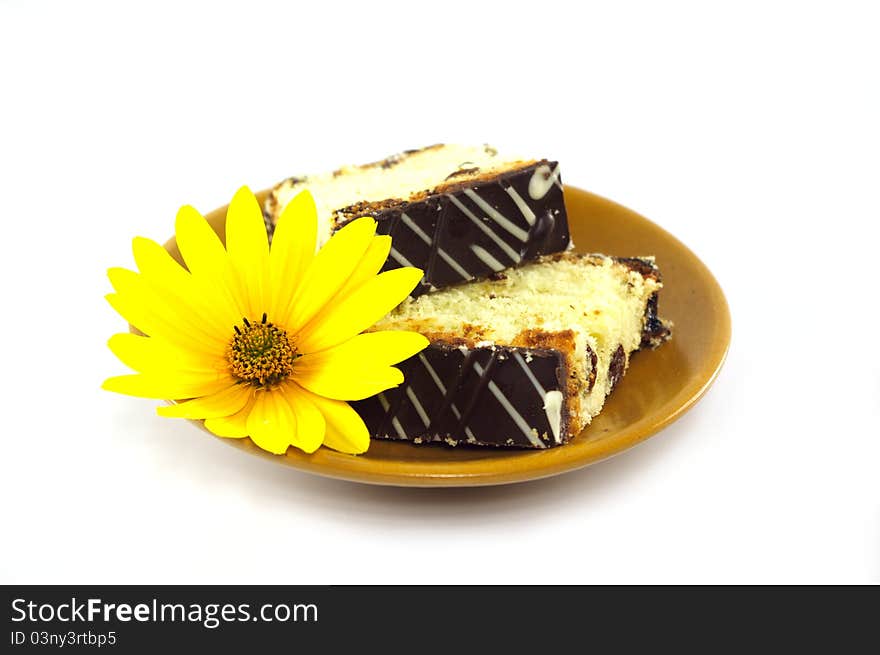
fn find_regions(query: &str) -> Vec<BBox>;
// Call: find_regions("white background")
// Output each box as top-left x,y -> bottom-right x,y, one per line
1,0 -> 877,584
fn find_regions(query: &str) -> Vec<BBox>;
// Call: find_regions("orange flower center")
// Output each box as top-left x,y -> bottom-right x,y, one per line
227,314 -> 297,388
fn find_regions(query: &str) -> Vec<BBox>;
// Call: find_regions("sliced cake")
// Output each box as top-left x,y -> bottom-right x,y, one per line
265,144 -> 571,297
351,252 -> 672,449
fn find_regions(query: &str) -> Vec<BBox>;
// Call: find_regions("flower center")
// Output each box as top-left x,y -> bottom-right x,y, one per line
227,313 -> 297,388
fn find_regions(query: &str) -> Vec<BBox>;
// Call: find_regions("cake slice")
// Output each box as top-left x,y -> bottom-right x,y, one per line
351,252 -> 672,448
265,144 -> 571,298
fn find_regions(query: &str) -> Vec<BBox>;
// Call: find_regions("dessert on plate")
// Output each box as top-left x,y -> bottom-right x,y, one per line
266,145 -> 672,449
353,252 -> 671,448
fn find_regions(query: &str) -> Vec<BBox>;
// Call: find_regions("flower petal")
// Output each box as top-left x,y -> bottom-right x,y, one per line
268,190 -> 318,320
107,333 -> 218,373
102,372 -> 232,399
295,267 -> 423,354
301,389 -> 370,454
107,269 -> 227,354
106,293 -> 217,361
204,396 -> 256,438
174,204 -> 226,278
300,234 -> 394,331
292,363 -> 403,400
175,207 -> 250,321
225,186 -> 270,319
283,384 -> 326,454
330,234 -> 392,303
106,266 -> 138,293
131,237 -> 238,337
132,236 -> 190,287
297,330 -> 429,366
292,330 -> 428,401
283,216 -> 376,332
246,391 -> 295,454
157,383 -> 253,419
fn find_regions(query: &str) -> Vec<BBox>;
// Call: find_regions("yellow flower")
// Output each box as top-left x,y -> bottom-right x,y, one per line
103,186 -> 428,455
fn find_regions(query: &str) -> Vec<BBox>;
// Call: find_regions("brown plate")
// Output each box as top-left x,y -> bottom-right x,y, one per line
162,186 -> 731,487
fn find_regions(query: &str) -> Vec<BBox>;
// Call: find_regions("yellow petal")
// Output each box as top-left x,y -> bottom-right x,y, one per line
108,266 -> 183,328
246,391 -> 295,454
107,267 -> 227,350
225,186 -> 270,318
331,234 -> 392,303
157,383 -> 253,419
131,237 -> 238,337
102,372 -> 232,399
105,291 -> 222,359
174,204 -> 226,278
293,363 -> 403,400
268,190 -> 318,320
300,234 -> 394,331
298,330 -> 429,366
295,267 -> 423,354
132,236 -> 190,287
204,396 -> 256,438
284,216 -> 376,332
107,333 -> 217,373
175,205 -> 248,320
283,384 -> 326,454
292,329 -> 426,408
301,389 -> 370,454
107,266 -> 138,293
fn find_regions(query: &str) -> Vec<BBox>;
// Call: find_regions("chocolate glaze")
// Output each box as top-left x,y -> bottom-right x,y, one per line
336,161 -> 571,298
352,342 -> 569,449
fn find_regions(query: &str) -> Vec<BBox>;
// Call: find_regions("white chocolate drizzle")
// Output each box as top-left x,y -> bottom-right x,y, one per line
463,188 -> 529,241
405,386 -> 431,427
505,185 -> 537,225
446,195 -> 522,264
469,244 -> 505,272
388,247 -> 416,268
528,164 -> 563,200
417,353 -> 475,441
473,360 -> 545,448
543,391 -> 563,444
377,392 -> 406,439
513,351 -> 563,444
400,212 -> 473,281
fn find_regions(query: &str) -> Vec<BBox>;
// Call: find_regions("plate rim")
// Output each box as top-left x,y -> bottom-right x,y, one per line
159,185 -> 731,487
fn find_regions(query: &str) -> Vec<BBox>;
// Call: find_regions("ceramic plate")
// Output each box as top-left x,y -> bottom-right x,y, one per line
162,186 -> 730,487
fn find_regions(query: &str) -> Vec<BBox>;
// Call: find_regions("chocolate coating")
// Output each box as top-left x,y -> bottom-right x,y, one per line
338,161 -> 571,298
352,342 -> 569,449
